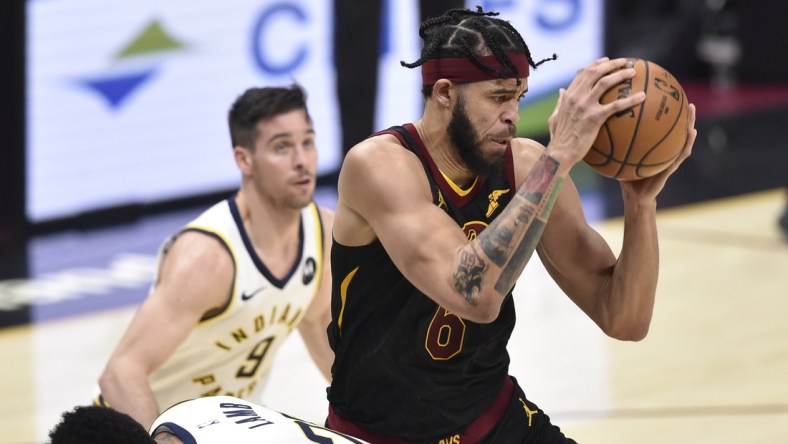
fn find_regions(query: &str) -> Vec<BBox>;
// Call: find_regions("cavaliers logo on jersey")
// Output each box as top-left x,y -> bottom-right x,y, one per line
461,221 -> 488,240
302,257 -> 317,285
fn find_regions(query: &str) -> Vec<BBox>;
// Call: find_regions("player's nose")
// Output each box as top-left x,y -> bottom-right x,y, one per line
502,99 -> 520,125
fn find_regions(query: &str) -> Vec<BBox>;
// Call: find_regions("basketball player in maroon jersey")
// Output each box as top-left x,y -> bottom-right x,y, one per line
326,7 -> 697,443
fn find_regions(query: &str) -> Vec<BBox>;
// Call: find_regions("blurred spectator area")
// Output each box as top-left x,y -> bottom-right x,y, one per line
602,0 -> 788,216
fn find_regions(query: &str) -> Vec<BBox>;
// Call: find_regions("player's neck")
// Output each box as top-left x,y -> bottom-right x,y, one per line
234,190 -> 301,249
235,190 -> 303,278
414,118 -> 476,187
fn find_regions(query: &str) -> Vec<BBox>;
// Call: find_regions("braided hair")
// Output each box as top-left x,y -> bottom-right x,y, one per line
401,7 -> 556,96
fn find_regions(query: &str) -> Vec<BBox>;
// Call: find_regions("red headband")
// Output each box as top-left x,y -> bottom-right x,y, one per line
421,53 -> 530,85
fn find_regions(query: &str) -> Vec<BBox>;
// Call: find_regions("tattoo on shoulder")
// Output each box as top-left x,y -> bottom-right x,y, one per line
453,248 -> 487,306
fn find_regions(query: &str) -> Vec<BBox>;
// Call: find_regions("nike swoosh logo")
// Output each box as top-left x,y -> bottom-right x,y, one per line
240,287 -> 265,301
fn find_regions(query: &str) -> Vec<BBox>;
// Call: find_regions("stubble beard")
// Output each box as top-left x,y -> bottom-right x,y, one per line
284,175 -> 315,210
283,195 -> 312,210
252,175 -> 314,211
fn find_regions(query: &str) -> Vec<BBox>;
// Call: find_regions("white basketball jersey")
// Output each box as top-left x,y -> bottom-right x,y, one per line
148,197 -> 324,412
150,396 -> 368,443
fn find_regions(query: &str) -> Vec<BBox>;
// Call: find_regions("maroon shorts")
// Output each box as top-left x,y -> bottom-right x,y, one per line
327,376 -> 576,443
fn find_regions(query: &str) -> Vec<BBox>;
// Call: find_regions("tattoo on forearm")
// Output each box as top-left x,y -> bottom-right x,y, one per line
494,175 -> 563,294
458,155 -> 562,301
474,154 -> 562,295
480,154 -> 558,252
480,204 -> 535,268
453,247 -> 487,306
521,154 -> 558,204
479,225 -> 513,267
516,205 -> 535,224
494,218 -> 546,294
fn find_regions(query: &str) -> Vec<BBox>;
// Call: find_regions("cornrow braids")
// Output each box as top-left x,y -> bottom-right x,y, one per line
402,6 -> 556,94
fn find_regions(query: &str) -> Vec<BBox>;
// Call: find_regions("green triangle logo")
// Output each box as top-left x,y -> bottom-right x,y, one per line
114,19 -> 186,60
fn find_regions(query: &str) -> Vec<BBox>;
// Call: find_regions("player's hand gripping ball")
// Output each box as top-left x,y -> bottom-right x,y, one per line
584,58 -> 689,181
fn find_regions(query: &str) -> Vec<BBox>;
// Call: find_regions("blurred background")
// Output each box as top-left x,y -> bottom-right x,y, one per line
3,0 -> 788,253
1,0 -> 786,442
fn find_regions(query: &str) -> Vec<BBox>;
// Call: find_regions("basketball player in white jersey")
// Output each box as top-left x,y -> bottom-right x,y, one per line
96,85 -> 335,430
50,396 -> 368,444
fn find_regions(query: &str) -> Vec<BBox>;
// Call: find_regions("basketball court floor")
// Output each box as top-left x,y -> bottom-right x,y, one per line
1,187 -> 786,443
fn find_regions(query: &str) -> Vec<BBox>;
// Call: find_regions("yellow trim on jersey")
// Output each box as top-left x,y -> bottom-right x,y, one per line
338,266 -> 359,334
182,224 -> 238,327
440,169 -> 478,196
308,202 -> 324,303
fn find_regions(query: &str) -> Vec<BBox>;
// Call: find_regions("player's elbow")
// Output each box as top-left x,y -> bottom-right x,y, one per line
98,362 -> 124,393
97,371 -> 116,399
630,320 -> 652,341
605,319 -> 651,342
609,328 -> 649,342
462,294 -> 503,324
99,358 -> 145,393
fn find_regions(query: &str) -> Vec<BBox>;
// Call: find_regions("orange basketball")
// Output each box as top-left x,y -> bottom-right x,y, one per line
584,58 -> 689,181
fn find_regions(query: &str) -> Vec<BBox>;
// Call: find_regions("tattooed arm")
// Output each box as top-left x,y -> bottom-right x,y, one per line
333,58 -> 649,323
447,58 -> 663,324
333,136 -> 570,323
456,153 -> 564,304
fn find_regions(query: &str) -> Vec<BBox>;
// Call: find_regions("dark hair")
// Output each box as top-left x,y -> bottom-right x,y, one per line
401,7 -> 556,97
228,84 -> 311,150
48,405 -> 155,444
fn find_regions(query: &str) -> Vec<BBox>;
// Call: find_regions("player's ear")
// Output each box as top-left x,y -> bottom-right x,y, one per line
433,79 -> 454,108
233,146 -> 252,174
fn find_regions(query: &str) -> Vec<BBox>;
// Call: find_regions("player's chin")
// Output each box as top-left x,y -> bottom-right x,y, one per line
287,190 -> 315,209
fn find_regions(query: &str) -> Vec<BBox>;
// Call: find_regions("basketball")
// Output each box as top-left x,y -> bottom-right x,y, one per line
584,58 -> 689,181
